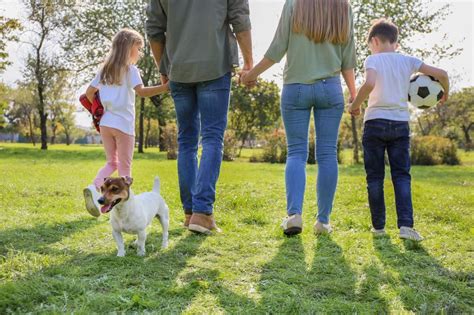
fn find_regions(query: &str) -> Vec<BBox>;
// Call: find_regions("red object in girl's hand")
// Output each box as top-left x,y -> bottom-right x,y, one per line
79,92 -> 104,132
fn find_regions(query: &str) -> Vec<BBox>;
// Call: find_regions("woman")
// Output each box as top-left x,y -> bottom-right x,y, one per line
242,0 -> 356,236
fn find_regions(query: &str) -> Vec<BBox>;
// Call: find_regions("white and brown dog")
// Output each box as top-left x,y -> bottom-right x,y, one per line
98,176 -> 169,257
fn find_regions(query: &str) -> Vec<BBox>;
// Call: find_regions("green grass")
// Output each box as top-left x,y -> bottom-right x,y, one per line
1,143 -> 473,313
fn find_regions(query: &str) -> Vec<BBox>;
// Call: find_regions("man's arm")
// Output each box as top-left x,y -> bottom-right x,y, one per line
236,30 -> 253,72
149,40 -> 168,84
146,0 -> 168,83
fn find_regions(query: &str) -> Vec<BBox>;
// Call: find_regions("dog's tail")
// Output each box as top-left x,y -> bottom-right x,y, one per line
152,176 -> 160,194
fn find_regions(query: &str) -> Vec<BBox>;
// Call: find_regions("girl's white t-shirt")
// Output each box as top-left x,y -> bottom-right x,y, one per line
363,52 -> 423,122
90,65 -> 143,136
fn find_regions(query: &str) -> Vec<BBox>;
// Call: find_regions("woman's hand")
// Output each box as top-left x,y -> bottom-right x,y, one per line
240,69 -> 258,87
348,102 -> 361,116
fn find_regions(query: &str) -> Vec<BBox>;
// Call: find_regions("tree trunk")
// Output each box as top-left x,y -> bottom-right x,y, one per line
158,116 -> 166,151
65,131 -> 71,145
238,133 -> 248,157
462,124 -> 472,151
28,114 -> 36,146
50,124 -> 57,144
145,115 -> 151,149
138,97 -> 145,153
351,116 -> 359,164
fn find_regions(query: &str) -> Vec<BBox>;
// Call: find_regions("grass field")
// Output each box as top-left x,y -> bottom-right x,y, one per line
1,143 -> 473,313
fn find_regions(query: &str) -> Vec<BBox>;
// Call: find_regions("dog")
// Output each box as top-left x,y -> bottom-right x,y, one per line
98,176 -> 169,257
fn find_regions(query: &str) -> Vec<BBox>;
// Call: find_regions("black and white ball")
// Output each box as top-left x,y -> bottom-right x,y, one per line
408,74 -> 444,109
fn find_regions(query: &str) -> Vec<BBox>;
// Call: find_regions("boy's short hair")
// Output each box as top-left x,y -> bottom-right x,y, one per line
367,18 -> 399,44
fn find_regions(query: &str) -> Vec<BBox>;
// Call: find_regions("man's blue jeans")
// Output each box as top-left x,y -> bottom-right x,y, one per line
169,72 -> 231,215
362,119 -> 414,229
281,76 -> 344,224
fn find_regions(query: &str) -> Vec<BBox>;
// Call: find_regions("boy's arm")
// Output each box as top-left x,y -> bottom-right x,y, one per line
418,63 -> 449,103
134,83 -> 169,98
85,86 -> 99,104
349,69 -> 376,116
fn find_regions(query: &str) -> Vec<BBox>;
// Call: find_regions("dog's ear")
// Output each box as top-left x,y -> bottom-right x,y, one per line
122,176 -> 133,186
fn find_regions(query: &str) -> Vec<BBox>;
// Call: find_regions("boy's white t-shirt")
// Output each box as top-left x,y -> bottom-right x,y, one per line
90,65 -> 143,136
364,52 -> 423,122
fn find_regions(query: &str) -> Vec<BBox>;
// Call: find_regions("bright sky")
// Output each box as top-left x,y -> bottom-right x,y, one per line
1,0 -> 473,126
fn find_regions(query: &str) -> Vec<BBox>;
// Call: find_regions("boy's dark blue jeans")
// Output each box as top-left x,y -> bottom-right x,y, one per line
362,119 -> 414,230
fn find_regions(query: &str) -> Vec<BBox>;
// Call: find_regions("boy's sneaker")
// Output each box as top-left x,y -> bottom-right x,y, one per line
371,228 -> 386,236
281,214 -> 302,236
399,226 -> 424,241
314,221 -> 333,235
83,184 -> 101,217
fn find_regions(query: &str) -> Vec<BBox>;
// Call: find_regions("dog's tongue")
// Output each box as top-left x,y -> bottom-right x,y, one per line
101,204 -> 111,213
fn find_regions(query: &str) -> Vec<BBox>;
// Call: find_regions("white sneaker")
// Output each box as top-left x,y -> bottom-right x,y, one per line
83,184 -> 100,217
314,221 -> 333,234
399,226 -> 424,241
371,228 -> 386,236
281,214 -> 303,236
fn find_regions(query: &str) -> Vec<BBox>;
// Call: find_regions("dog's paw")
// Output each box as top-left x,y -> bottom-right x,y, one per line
117,251 -> 125,257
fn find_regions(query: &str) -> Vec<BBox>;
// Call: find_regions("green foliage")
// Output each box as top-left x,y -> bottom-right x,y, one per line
261,129 -> 287,164
0,15 -> 21,72
0,144 -> 473,313
223,130 -> 239,162
411,136 -> 460,165
229,78 -> 281,154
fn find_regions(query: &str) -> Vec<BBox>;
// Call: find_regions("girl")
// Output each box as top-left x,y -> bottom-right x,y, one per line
83,28 -> 168,217
242,0 -> 357,235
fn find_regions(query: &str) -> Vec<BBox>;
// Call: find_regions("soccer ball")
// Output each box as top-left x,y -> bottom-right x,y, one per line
408,74 -> 444,109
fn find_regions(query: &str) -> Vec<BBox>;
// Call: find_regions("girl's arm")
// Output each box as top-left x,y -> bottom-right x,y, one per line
349,69 -> 376,116
418,64 -> 449,103
86,86 -> 99,103
134,82 -> 169,98
342,68 -> 357,101
241,57 -> 275,86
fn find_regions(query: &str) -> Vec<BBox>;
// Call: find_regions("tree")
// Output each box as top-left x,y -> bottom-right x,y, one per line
0,15 -> 21,72
346,0 -> 462,162
5,85 -> 38,145
229,78 -> 281,155
57,102 -> 77,145
22,0 -> 70,150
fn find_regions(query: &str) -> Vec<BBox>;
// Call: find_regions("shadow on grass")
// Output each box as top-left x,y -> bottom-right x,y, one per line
0,146 -> 168,162
0,226 -> 207,313
213,235 -> 388,313
0,217 -> 98,256
373,236 -> 473,313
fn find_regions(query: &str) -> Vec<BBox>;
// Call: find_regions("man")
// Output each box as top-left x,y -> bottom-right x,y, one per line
146,0 -> 253,234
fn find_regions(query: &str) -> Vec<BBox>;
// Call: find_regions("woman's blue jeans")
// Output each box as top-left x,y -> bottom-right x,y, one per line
281,76 -> 344,224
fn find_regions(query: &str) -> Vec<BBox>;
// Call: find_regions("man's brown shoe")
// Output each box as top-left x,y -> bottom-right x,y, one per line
184,214 -> 192,228
188,213 -> 222,235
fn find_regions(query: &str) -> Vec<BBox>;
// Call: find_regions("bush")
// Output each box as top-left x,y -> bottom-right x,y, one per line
163,123 -> 178,160
411,136 -> 460,165
262,129 -> 287,163
223,130 -> 238,161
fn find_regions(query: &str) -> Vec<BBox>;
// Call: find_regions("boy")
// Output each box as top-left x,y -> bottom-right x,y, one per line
349,19 -> 449,241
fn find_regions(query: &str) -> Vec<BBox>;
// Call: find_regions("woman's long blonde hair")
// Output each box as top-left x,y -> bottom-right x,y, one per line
292,0 -> 350,44
100,28 -> 144,85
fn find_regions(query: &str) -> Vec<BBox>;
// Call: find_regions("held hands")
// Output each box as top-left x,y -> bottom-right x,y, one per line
238,63 -> 257,88
347,94 -> 361,117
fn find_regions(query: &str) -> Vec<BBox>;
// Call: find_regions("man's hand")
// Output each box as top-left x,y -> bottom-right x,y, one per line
239,63 -> 257,88
160,74 -> 169,85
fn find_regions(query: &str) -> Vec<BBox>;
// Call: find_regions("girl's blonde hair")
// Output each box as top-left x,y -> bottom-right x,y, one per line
100,28 -> 144,85
292,0 -> 350,45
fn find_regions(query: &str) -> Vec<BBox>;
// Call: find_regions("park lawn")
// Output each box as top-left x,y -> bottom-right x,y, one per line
0,143 -> 473,314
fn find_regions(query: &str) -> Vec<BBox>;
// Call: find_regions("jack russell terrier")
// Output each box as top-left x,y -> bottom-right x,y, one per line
98,176 -> 169,257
